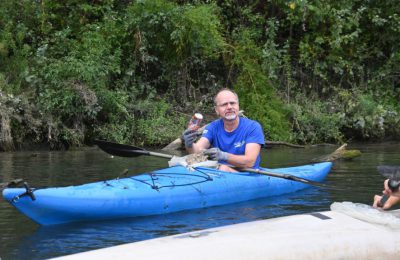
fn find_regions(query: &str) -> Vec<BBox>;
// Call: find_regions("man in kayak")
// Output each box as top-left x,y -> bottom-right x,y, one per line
373,179 -> 400,209
182,88 -> 265,172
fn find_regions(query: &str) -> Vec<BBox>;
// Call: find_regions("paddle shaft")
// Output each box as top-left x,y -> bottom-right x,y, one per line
94,140 -> 174,159
147,151 -> 174,159
126,149 -> 174,159
234,167 -> 329,188
95,140 -> 328,187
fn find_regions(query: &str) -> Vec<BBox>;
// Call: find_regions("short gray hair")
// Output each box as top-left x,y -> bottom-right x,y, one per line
213,88 -> 239,106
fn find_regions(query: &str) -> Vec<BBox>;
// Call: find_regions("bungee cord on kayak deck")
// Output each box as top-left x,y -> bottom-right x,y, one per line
127,168 -> 214,191
3,166 -> 216,203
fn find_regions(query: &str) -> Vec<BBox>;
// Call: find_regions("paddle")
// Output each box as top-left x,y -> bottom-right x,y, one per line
94,140 -> 330,188
94,140 -> 173,159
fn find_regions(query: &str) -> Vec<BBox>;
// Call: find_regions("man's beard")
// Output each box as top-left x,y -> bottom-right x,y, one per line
224,113 -> 237,121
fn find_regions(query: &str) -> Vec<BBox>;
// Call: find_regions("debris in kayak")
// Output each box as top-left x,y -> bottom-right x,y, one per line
168,153 -> 218,169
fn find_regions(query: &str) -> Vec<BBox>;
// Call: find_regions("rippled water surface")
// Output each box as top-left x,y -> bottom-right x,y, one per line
0,142 -> 399,259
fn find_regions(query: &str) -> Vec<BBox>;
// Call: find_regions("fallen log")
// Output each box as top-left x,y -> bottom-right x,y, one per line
311,143 -> 361,162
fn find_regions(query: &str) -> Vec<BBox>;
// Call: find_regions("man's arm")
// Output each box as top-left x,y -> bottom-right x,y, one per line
225,143 -> 261,168
186,137 -> 210,154
373,194 -> 400,210
205,143 -> 261,168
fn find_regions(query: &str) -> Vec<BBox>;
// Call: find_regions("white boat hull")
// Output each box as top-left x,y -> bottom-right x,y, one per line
54,204 -> 400,259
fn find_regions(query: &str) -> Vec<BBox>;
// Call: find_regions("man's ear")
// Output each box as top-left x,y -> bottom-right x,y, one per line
214,106 -> 219,116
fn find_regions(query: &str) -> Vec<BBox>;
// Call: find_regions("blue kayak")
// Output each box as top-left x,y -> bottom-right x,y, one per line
2,162 -> 332,225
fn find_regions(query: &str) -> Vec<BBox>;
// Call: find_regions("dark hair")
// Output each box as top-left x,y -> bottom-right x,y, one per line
213,88 -> 239,106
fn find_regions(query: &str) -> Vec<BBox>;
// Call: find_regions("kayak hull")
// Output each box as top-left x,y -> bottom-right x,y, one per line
2,162 -> 332,225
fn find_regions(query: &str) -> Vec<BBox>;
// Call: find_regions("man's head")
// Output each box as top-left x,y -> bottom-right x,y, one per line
214,89 -> 239,121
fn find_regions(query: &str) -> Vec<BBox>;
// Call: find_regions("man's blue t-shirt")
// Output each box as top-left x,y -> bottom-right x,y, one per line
202,117 -> 265,168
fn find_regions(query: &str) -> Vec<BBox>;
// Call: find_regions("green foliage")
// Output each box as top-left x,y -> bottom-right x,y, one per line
229,29 -> 292,141
135,100 -> 186,146
124,0 -> 225,100
95,120 -> 135,146
281,0 -> 400,92
289,98 -> 344,144
338,91 -> 399,139
0,86 -> 43,150
88,88 -> 134,145
289,89 -> 400,143
261,19 -> 294,102
0,19 -> 32,93
1,0 -> 400,150
126,0 -> 224,60
38,22 -> 122,88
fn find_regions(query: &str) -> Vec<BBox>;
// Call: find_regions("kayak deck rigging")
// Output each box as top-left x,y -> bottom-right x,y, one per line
8,167 -> 216,202
112,168 -> 214,191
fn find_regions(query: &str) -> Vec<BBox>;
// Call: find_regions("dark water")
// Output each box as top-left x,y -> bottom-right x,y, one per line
0,142 -> 399,259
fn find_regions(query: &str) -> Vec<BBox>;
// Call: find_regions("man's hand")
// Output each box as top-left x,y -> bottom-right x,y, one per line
204,148 -> 228,161
182,129 -> 197,148
373,194 -> 384,208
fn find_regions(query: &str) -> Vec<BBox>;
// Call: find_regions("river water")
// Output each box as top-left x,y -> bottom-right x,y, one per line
0,142 -> 399,259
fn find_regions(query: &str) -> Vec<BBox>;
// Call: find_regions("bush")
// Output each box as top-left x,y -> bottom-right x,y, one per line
229,28 -> 292,141
135,100 -> 186,146
289,98 -> 344,144
340,91 -> 399,140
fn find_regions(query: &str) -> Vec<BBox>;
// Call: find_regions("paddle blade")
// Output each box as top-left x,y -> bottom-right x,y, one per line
377,165 -> 400,181
94,140 -> 150,157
